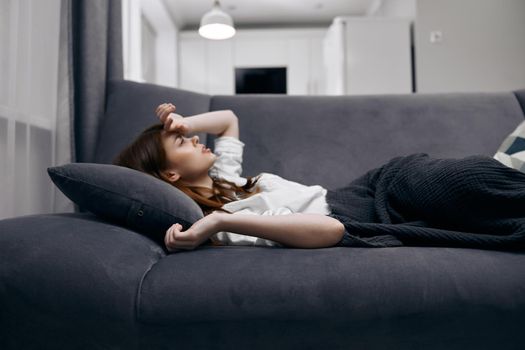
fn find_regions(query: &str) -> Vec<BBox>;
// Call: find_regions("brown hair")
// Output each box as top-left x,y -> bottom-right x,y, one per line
113,123 -> 262,216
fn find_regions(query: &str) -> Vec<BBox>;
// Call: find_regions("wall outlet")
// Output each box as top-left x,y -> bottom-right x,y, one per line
430,30 -> 443,44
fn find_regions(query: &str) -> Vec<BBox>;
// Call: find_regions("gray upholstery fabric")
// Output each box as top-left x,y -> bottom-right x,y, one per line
138,246 -> 525,349
94,80 -> 211,165
210,92 -> 525,190
514,89 -> 525,115
139,246 -> 525,324
47,163 -> 204,247
2,81 -> 525,349
0,213 -> 164,349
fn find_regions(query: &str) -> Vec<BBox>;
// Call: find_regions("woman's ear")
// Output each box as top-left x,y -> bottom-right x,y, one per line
163,170 -> 181,184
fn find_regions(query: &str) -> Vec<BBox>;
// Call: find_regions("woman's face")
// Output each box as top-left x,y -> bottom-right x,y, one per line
161,131 -> 216,182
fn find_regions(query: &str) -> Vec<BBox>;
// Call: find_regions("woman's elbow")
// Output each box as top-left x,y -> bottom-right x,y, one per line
330,221 -> 346,247
226,109 -> 238,119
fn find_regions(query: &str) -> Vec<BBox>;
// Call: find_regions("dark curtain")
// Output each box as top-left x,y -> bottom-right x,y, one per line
71,0 -> 123,163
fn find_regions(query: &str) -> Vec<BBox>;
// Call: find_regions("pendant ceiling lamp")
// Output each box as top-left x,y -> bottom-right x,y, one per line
199,0 -> 236,40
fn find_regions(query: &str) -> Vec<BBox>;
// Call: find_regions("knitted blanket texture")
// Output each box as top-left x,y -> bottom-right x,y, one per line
326,153 -> 525,251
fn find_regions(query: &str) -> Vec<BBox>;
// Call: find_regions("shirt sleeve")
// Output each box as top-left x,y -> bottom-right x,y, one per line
209,136 -> 245,182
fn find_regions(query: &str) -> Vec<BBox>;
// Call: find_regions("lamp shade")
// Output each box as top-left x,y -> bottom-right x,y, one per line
199,1 -> 236,40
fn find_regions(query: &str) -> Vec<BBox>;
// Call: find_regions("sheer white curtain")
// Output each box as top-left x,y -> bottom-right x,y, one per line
0,0 -> 73,220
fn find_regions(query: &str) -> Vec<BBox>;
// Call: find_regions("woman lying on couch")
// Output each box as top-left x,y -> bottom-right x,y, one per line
114,103 -> 525,252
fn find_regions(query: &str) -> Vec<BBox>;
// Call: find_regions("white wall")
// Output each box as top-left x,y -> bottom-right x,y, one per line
122,0 -> 179,87
415,0 -> 525,93
372,0 -> 416,18
323,21 -> 346,95
323,17 -> 413,95
178,28 -> 326,95
0,0 -> 61,219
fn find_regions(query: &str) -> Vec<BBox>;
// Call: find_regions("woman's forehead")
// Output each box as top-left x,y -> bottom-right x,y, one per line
161,131 -> 184,146
161,130 -> 176,139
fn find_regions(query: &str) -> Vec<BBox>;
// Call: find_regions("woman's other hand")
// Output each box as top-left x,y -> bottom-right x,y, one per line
155,103 -> 194,135
164,212 -> 224,252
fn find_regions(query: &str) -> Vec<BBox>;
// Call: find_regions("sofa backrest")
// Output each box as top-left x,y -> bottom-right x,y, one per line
210,92 -> 525,190
95,80 -> 525,191
515,89 -> 525,114
94,80 -> 211,164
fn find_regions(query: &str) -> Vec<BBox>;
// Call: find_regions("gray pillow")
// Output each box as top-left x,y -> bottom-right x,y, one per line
47,163 -> 204,245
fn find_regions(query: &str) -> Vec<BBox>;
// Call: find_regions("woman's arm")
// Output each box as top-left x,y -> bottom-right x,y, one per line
186,110 -> 239,138
156,103 -> 238,138
164,212 -> 346,251
216,212 -> 346,249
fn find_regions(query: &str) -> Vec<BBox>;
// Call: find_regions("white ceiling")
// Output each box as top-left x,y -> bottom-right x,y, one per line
162,0 -> 381,30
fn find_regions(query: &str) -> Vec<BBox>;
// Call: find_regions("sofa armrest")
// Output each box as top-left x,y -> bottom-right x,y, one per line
0,213 -> 165,347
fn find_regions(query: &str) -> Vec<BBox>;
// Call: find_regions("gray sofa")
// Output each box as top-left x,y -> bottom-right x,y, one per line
2,79 -> 525,349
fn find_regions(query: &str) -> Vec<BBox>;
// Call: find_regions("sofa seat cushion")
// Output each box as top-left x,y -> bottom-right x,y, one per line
137,246 -> 525,326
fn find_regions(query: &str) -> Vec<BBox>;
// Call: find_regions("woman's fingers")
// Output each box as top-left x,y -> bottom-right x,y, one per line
158,107 -> 167,121
171,121 -> 186,133
159,106 -> 173,123
164,225 -> 173,248
165,120 -> 179,133
156,104 -> 169,119
164,117 -> 187,134
164,116 -> 174,131
156,103 -> 176,122
155,103 -> 175,114
165,224 -> 196,251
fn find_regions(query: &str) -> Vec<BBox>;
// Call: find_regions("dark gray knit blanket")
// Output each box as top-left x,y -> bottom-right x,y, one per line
326,153 -> 525,251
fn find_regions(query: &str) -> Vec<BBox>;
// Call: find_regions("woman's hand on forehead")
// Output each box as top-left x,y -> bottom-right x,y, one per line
155,102 -> 194,135
164,113 -> 193,135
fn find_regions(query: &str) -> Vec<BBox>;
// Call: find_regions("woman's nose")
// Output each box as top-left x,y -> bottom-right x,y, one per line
192,135 -> 199,144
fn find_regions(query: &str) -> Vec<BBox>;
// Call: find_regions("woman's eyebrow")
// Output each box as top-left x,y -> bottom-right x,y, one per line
172,134 -> 181,145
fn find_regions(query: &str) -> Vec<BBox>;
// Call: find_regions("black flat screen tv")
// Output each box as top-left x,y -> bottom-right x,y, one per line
235,67 -> 287,94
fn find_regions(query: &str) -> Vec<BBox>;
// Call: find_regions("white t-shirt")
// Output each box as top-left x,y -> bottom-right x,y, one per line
207,136 -> 332,247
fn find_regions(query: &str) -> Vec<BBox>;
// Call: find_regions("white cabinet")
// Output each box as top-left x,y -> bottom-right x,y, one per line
178,29 -> 325,95
323,16 -> 413,95
179,39 -> 208,93
207,40 -> 234,94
